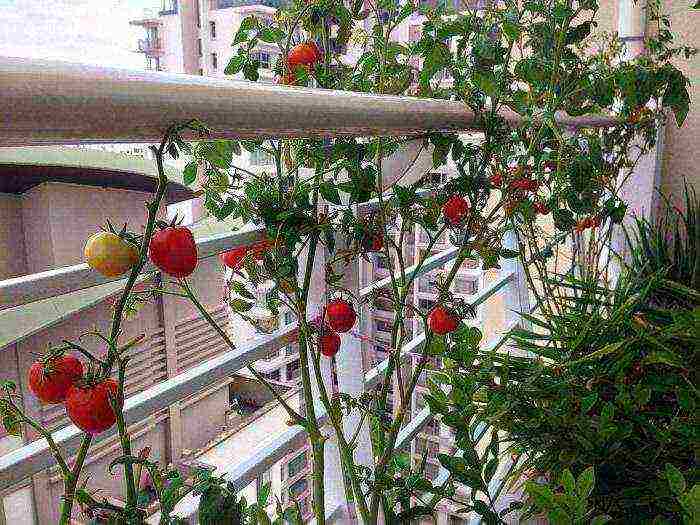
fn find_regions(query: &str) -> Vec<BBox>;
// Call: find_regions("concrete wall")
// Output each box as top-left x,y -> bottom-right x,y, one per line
21,184 -> 55,274
659,0 -> 700,201
0,194 -> 27,280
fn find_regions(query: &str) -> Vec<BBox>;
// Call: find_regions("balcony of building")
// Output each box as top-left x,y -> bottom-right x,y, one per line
0,49 -> 677,525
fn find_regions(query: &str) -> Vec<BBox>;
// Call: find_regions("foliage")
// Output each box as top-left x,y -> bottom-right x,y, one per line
432,270 -> 699,523
524,467 -> 611,524
623,182 -> 700,305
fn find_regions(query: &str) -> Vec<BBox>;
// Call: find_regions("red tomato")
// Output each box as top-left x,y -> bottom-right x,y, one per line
489,172 -> 503,187
510,178 -> 539,192
363,233 -> 383,253
149,226 -> 198,278
28,354 -> 83,404
533,201 -> 550,215
65,379 -> 119,434
287,42 -> 321,70
428,306 -> 459,335
220,246 -> 248,270
325,299 -> 356,333
442,195 -> 470,225
319,332 -> 341,358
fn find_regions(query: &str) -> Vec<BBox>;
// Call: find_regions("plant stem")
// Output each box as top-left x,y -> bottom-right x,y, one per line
58,131 -> 172,524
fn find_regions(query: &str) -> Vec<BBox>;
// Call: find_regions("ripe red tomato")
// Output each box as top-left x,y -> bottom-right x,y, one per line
510,178 -> 539,192
220,246 -> 248,270
28,354 -> 83,404
428,306 -> 459,335
65,379 -> 119,434
325,299 -> 356,333
533,201 -> 550,215
319,332 -> 341,357
442,195 -> 469,225
287,42 -> 321,70
489,172 -> 503,187
363,233 -> 383,253
149,226 -> 198,278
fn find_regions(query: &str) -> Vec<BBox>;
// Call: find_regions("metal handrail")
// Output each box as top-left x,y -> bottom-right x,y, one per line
0,57 -> 619,147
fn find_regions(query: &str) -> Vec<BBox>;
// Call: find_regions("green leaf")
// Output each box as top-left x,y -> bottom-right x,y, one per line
561,469 -> 575,495
580,393 -> 598,414
2,415 -> 21,436
664,463 -> 686,495
473,69 -> 499,97
320,182 -> 342,205
526,481 -> 557,509
642,351 -> 683,368
553,208 -> 576,231
483,457 -> 499,482
565,21 -> 592,45
229,299 -> 254,312
591,516 -> 611,525
576,466 -> 595,498
183,161 -> 197,186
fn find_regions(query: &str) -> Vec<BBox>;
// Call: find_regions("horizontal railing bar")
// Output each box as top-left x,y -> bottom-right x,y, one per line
363,269 -> 513,386
396,407 -> 433,451
364,332 -> 425,388
359,246 -> 459,298
0,323 -> 297,491
0,224 -> 265,308
0,58 -> 619,146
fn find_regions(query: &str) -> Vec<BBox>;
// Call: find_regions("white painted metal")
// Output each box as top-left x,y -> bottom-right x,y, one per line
359,247 -> 459,298
0,58 -> 619,147
0,323 -> 297,491
0,224 -> 266,307
395,407 -> 433,451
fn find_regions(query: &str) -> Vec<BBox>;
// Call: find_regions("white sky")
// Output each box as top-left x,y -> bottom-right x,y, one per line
0,0 -> 161,69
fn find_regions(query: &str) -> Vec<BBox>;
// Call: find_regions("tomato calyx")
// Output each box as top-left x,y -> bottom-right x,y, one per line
102,219 -> 140,247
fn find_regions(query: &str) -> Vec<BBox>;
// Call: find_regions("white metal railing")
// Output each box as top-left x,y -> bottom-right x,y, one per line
0,224 -> 267,307
0,57 -> 618,147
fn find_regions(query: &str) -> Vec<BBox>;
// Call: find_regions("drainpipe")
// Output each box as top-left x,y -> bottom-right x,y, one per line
611,0 -> 665,274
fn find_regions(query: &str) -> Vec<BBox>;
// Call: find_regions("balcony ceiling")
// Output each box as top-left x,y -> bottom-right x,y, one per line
0,146 -> 193,203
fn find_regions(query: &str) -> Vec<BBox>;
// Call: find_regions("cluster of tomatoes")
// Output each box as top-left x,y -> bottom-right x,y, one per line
490,168 -> 550,217
29,353 -> 119,434
85,224 -> 199,279
219,238 -> 275,271
277,41 -> 322,86
575,215 -> 602,233
318,298 -> 357,358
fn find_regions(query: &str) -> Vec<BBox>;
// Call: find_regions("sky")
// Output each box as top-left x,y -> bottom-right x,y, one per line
0,0 -> 161,69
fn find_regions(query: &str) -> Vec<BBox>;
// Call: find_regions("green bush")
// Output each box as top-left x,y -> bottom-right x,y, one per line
431,270 -> 699,523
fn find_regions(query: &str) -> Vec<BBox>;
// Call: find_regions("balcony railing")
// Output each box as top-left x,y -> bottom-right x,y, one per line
0,57 -> 616,523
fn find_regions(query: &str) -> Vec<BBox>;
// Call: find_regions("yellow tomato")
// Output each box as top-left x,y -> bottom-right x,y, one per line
84,232 -> 139,277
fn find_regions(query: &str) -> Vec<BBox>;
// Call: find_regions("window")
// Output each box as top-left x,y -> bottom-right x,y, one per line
197,38 -> 202,57
286,359 -> 300,381
418,278 -> 437,294
262,349 -> 278,361
287,452 -> 307,478
284,311 -> 294,325
252,51 -> 272,69
211,52 -> 218,70
418,298 -> 436,310
424,462 -> 439,480
210,21 -> 216,39
159,0 -> 178,15
289,477 -> 308,498
449,516 -> 469,525
375,319 -> 392,333
261,369 -> 280,381
285,345 -> 297,356
249,147 -> 274,166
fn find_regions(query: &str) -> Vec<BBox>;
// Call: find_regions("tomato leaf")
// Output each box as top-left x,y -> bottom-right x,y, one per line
183,161 -> 197,186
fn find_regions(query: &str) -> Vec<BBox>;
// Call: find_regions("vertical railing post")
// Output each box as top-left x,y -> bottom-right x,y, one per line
501,229 -> 531,337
